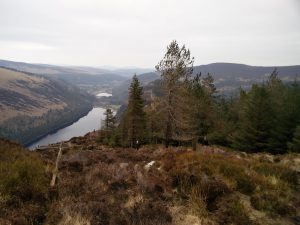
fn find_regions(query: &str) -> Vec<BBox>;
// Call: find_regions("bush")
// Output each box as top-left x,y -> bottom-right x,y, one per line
0,157 -> 48,203
0,138 -> 49,224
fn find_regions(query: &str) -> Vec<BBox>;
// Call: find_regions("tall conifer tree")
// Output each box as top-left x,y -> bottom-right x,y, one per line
121,75 -> 147,147
103,108 -> 116,131
232,85 -> 274,152
155,40 -> 194,147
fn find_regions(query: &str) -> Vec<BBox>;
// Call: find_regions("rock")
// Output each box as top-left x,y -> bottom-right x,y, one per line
144,161 -> 155,171
240,152 -> 248,158
260,154 -> 274,163
119,162 -> 129,169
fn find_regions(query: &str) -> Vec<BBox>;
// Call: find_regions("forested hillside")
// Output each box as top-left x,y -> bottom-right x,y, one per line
104,41 -> 300,154
0,67 -> 93,145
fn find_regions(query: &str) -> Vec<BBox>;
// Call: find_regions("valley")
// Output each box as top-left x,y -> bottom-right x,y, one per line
1,1 -> 299,224
1,60 -> 300,147
0,67 -> 94,146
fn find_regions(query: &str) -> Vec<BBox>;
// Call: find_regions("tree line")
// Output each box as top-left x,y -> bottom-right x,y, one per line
100,41 -> 300,154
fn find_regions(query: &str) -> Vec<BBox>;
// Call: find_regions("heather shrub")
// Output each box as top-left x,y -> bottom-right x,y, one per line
0,158 -> 48,203
250,190 -> 296,216
0,139 -> 49,224
253,163 -> 298,186
216,196 -> 254,225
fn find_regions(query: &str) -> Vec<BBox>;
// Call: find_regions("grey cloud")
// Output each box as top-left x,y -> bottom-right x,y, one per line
0,0 -> 299,67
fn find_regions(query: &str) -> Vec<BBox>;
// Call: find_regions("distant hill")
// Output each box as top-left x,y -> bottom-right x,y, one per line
0,67 -> 93,145
112,63 -> 300,103
0,59 -> 126,89
107,68 -> 153,78
193,63 -> 300,78
193,63 -> 300,93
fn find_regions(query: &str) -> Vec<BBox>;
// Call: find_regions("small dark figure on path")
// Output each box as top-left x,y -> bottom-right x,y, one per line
136,140 -> 140,150
204,136 -> 209,146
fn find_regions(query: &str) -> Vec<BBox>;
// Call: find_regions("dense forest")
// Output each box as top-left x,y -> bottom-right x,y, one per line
102,41 -> 300,154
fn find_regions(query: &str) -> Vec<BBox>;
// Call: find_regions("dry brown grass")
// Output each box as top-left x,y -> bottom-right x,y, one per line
7,135 -> 296,225
58,209 -> 90,225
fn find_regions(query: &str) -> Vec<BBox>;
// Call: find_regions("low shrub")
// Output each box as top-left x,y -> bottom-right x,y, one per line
0,158 -> 48,203
253,163 -> 298,186
250,191 -> 296,216
216,196 -> 254,225
220,163 -> 256,194
0,138 -> 49,224
128,202 -> 172,225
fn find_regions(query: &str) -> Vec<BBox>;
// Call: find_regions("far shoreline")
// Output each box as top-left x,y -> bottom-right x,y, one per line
25,105 -> 94,149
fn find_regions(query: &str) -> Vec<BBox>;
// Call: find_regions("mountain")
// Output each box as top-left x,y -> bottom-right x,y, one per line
108,68 -> 154,78
0,59 -> 126,90
193,63 -> 300,78
0,67 -> 93,145
193,63 -> 300,93
112,63 -> 300,103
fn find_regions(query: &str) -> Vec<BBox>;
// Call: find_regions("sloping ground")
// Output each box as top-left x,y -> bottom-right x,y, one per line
0,138 -> 50,225
0,67 -> 67,122
0,67 -> 93,145
33,132 -> 300,225
0,135 -> 299,224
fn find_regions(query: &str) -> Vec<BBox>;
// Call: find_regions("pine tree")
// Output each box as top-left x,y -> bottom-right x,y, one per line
288,125 -> 300,152
202,73 -> 217,95
188,73 -> 215,139
120,75 -> 147,147
231,85 -> 274,152
155,40 -> 194,147
266,70 -> 300,153
103,108 -> 116,131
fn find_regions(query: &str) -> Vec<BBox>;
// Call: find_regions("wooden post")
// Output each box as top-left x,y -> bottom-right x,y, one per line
50,142 -> 63,187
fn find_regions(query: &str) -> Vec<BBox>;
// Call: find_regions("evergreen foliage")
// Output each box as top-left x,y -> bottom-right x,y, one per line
155,40 -> 194,147
120,75 -> 147,147
229,69 -> 300,153
188,73 -> 215,140
103,108 -> 116,131
288,125 -> 300,152
108,43 -> 300,154
231,84 -> 274,152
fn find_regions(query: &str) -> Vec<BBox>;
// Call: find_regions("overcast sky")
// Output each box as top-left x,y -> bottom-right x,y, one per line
0,0 -> 299,68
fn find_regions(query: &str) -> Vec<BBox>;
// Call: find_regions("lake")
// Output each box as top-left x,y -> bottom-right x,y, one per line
29,107 -> 106,149
96,92 -> 112,97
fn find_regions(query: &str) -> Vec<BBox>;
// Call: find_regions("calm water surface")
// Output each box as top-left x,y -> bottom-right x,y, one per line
96,92 -> 112,97
29,107 -> 105,149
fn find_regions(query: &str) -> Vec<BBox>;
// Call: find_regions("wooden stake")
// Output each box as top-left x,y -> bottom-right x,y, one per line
50,142 -> 63,187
